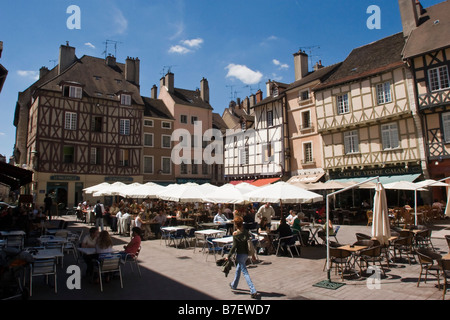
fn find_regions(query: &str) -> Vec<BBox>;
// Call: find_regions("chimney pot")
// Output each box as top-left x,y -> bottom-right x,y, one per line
151,85 -> 158,99
125,57 -> 140,86
165,72 -> 174,93
58,44 -> 76,75
293,50 -> 309,81
200,77 -> 209,103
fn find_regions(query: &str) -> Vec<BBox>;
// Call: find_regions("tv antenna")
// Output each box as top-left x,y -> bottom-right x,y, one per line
242,83 -> 261,95
299,45 -> 321,70
160,65 -> 177,76
102,40 -> 122,59
226,85 -> 240,101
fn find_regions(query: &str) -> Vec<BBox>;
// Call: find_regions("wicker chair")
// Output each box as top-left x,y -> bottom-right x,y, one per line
327,248 -> 352,280
438,259 -> 450,300
359,245 -> 386,277
366,210 -> 373,226
415,248 -> 441,288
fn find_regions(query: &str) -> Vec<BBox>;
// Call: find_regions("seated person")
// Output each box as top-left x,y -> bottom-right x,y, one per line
291,214 -> 311,246
286,210 -> 296,226
274,217 -> 294,256
119,227 -> 142,260
213,210 -> 229,227
317,220 -> 336,239
82,227 -> 99,248
257,217 -> 273,254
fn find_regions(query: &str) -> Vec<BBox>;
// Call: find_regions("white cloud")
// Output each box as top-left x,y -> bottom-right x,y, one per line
112,7 -> 128,35
169,45 -> 191,54
17,70 -> 39,80
182,38 -> 203,48
273,59 -> 289,69
84,42 -> 96,49
225,64 -> 263,85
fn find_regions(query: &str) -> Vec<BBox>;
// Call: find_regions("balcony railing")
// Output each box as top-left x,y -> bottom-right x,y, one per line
418,90 -> 450,110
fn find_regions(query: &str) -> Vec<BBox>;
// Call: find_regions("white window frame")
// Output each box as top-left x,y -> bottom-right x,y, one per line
119,149 -> 129,167
381,123 -> 400,150
429,65 -> 450,92
144,133 -> 154,147
90,147 -> 100,165
337,93 -> 350,115
299,89 -> 310,101
119,119 -> 130,135
162,157 -> 171,174
65,112 -> 77,130
143,156 -> 154,174
303,142 -> 313,163
267,110 -> 274,127
344,130 -> 359,154
162,135 -> 172,149
69,86 -> 82,99
162,121 -> 171,129
442,112 -> 450,143
120,94 -> 132,106
376,81 -> 392,105
144,119 -> 154,127
301,110 -> 311,129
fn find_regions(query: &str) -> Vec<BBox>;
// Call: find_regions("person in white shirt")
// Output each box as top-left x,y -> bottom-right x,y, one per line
286,210 -> 296,226
214,210 -> 229,226
256,203 -> 275,225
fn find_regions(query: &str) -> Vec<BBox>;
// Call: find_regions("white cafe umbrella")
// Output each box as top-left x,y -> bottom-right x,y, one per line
116,182 -> 142,198
92,182 -> 127,197
445,191 -> 450,218
244,181 -> 323,204
119,182 -> 165,199
371,182 -> 391,246
83,182 -> 110,194
203,183 -> 252,204
157,183 -> 207,203
415,179 -> 449,188
234,182 -> 258,194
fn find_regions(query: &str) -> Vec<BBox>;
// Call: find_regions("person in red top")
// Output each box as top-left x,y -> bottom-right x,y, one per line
119,227 -> 141,260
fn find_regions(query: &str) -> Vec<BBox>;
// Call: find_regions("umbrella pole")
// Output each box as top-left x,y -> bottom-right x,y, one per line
326,195 -> 331,281
414,189 -> 417,226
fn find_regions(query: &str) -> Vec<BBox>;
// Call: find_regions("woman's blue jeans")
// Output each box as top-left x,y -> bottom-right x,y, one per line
231,254 -> 256,294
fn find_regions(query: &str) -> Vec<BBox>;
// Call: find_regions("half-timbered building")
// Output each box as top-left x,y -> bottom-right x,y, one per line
400,0 -> 450,196
314,32 -> 428,186
13,44 -> 145,207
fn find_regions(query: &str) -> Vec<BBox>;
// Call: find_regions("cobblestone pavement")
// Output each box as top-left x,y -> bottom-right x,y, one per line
27,215 -> 450,302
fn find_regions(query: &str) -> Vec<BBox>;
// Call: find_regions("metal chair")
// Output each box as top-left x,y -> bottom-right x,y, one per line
275,235 -> 300,258
44,240 -> 65,267
169,229 -> 188,248
359,246 -> 386,277
122,246 -> 141,277
94,254 -> 123,292
6,235 -> 24,250
205,237 -> 223,262
29,257 -> 57,296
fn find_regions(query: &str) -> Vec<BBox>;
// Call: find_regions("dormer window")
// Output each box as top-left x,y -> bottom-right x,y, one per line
120,93 -> 132,106
63,85 -> 82,99
273,86 -> 279,97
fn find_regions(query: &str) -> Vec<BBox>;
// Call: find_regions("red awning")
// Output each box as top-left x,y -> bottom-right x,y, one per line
251,177 -> 281,187
229,180 -> 255,185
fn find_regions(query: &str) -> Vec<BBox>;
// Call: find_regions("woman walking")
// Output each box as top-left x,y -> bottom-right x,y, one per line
225,216 -> 259,299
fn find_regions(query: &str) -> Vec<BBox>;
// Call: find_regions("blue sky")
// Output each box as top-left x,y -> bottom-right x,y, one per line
0,0 -> 443,160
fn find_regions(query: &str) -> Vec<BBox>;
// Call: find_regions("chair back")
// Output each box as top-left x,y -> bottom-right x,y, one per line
353,239 -> 374,247
45,240 -> 64,251
334,226 -> 340,235
330,248 -> 351,259
356,233 -> 372,241
6,235 -> 24,249
99,254 -> 121,272
32,257 -> 56,275
360,246 -> 381,258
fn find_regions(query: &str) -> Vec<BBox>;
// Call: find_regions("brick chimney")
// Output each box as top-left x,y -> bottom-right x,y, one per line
125,57 -> 140,86
39,66 -> 49,79
313,60 -> 324,71
58,43 -> 76,75
293,50 -> 309,81
255,89 -> 263,103
151,85 -> 158,99
200,77 -> 209,103
398,0 -> 419,37
106,55 -> 116,67
164,72 -> 174,93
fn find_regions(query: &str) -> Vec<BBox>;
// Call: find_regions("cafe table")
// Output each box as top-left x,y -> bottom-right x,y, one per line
303,223 -> 323,245
442,253 -> 450,260
338,244 -> 368,277
0,230 -> 26,237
